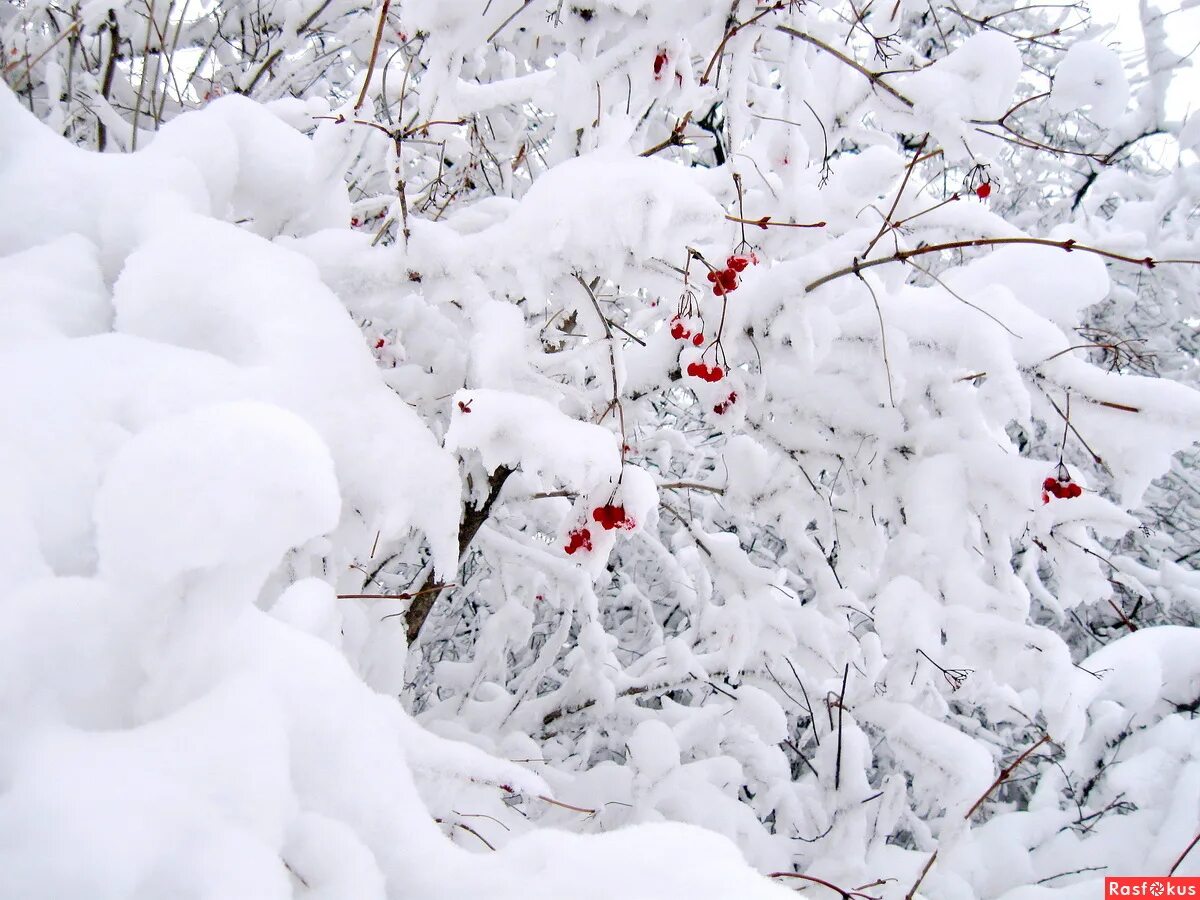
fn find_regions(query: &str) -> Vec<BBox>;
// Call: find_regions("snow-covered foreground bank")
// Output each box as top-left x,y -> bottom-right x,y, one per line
0,88 -> 797,898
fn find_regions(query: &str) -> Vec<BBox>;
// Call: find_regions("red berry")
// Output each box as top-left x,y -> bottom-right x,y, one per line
976,182 -> 992,199
692,333 -> 704,346
1067,483 -> 1083,498
351,217 -> 361,227
375,338 -> 386,349
1043,477 -> 1058,491
687,362 -> 700,376
1042,491 -> 1050,505
457,400 -> 472,414
713,282 -> 725,296
564,526 -> 593,554
706,270 -> 719,283
718,269 -> 739,291
654,51 -> 668,77
709,366 -> 724,381
727,255 -> 749,272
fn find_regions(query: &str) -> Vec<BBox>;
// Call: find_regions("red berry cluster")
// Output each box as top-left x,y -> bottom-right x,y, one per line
1042,477 -> 1082,504
564,527 -> 593,554
670,315 -> 704,346
593,504 -> 636,530
686,361 -> 724,382
713,391 -> 738,414
706,255 -> 758,296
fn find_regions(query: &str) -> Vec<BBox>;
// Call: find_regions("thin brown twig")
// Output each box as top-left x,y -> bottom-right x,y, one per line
805,237 -> 1200,294
864,134 -> 928,258
770,871 -> 881,900
725,214 -> 827,229
354,0 -> 391,112
1169,830 -> 1200,876
776,25 -> 914,108
700,2 -> 786,85
906,734 -> 1053,899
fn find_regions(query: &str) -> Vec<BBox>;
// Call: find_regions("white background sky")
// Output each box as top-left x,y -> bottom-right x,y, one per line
1088,0 -> 1200,120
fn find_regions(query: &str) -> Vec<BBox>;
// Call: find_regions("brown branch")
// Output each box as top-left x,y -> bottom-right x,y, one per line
864,134 -> 928,258
243,48 -> 283,96
98,11 -> 119,152
640,113 -> 693,157
354,0 -> 391,112
700,2 -> 785,86
770,872 -> 880,900
776,25 -> 914,108
338,584 -> 454,602
906,734 -> 1053,899
536,794 -> 596,815
805,237 -> 1200,294
405,465 -> 514,643
1169,830 -> 1200,877
725,214 -> 826,229
486,0 -> 536,43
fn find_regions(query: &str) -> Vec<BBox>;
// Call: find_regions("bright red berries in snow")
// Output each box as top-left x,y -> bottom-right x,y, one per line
713,391 -> 738,414
707,255 -> 756,297
1042,476 -> 1082,504
686,361 -> 724,382
653,51 -> 668,78
976,182 -> 992,200
670,315 -> 706,346
593,504 -> 636,531
564,527 -> 592,554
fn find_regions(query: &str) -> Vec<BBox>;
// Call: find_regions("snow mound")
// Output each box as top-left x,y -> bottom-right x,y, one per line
1050,41 -> 1130,128
94,401 -> 341,587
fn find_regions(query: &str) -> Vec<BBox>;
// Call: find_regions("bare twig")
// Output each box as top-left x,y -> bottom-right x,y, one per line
906,734 -> 1054,899
806,237 -> 1200,294
354,0 -> 392,112
770,872 -> 881,900
1169,830 -> 1200,877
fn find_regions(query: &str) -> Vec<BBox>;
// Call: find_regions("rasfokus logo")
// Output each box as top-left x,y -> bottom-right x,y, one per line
1106,878 -> 1200,897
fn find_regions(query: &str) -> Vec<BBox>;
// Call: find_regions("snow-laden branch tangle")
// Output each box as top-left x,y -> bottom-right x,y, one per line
3,0 -> 1200,897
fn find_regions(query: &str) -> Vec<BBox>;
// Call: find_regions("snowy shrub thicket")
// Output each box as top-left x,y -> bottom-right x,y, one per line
2,0 -> 1199,897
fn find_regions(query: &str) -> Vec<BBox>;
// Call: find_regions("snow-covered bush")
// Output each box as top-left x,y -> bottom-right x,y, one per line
2,1 -> 1198,897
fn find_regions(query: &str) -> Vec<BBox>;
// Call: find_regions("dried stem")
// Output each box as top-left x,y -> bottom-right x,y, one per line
806,237 -> 1200,294
906,734 -> 1053,899
354,0 -> 392,112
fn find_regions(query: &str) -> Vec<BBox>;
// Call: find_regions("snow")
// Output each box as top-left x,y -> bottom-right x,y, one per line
1050,41 -> 1130,128
4,2 -> 1200,897
0,65 -> 792,900
445,388 -> 621,487
901,32 -> 1023,157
